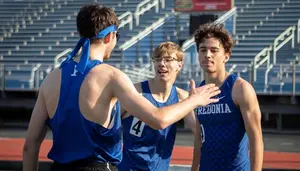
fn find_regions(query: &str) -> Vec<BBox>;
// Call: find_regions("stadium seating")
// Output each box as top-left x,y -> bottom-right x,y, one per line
234,0 -> 300,93
0,0 -> 172,89
0,0 -> 299,94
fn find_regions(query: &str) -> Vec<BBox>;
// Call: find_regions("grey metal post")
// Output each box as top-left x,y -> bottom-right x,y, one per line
250,62 -> 254,86
233,14 -> 237,35
292,61 -> 296,96
136,39 -> 140,62
175,13 -> 180,40
150,29 -> 154,59
35,69 -> 40,91
1,64 -> 6,98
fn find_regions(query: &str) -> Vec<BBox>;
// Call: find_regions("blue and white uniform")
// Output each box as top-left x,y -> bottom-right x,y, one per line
195,74 -> 250,171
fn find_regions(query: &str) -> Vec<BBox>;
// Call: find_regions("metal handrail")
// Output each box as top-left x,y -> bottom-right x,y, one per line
1,64 -> 5,92
123,67 -> 154,83
133,63 -> 153,72
264,64 -> 273,92
215,6 -> 237,24
119,12 -> 174,51
252,46 -> 272,82
135,0 -> 160,26
160,0 -> 165,9
297,19 -> 300,43
118,11 -> 133,30
29,63 -> 41,89
228,64 -> 237,74
273,26 -> 296,64
182,6 -> 237,51
291,58 -> 300,95
54,48 -> 72,68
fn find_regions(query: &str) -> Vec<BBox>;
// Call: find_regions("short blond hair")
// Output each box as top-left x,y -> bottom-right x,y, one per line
152,41 -> 184,61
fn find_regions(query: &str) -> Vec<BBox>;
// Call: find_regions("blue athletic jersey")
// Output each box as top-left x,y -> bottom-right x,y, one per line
118,81 -> 179,171
195,74 -> 250,171
46,60 -> 122,164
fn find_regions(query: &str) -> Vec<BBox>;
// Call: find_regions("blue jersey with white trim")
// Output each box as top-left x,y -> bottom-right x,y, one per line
119,80 -> 179,171
195,74 -> 250,171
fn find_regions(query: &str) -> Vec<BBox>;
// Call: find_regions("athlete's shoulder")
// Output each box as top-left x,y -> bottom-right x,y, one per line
175,87 -> 189,101
232,77 -> 257,105
233,77 -> 253,93
40,68 -> 61,89
88,64 -> 131,85
89,63 -> 117,76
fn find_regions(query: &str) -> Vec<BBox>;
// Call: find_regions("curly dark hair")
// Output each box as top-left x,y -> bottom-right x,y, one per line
194,23 -> 234,55
76,3 -> 119,39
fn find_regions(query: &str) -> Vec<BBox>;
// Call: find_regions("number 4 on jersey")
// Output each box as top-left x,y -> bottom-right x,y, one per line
130,117 -> 145,137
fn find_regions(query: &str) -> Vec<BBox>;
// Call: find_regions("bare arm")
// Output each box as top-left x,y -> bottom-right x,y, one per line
121,83 -> 142,119
183,112 -> 196,134
233,79 -> 264,171
23,86 -> 48,171
191,118 -> 202,171
112,71 -> 220,130
177,87 -> 197,134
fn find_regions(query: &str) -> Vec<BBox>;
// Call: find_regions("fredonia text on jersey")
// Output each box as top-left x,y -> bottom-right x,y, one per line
197,103 -> 232,115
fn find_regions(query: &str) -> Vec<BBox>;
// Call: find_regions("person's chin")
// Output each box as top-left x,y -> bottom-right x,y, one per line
203,67 -> 216,73
157,75 -> 169,82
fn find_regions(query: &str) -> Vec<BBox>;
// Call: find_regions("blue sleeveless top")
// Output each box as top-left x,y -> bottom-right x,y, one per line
118,80 -> 179,171
195,74 -> 250,171
46,60 -> 122,164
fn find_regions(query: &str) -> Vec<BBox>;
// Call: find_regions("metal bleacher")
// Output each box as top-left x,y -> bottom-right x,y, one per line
0,0 -> 120,90
234,0 -> 300,93
0,0 -> 170,89
0,0 -> 299,94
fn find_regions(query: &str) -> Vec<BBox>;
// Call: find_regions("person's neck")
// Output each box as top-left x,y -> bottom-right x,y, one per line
89,43 -> 106,61
148,78 -> 175,103
205,69 -> 229,87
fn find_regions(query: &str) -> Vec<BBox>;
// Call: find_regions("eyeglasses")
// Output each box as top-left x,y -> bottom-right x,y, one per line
116,31 -> 120,41
152,57 -> 179,63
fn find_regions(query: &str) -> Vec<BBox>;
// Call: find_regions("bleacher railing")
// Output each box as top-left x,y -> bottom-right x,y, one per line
30,63 -> 41,90
0,64 -> 5,93
228,64 -> 237,74
264,64 -> 274,92
135,0 -> 162,26
273,26 -> 296,64
297,19 -> 300,43
0,63 -> 42,91
251,46 -> 272,84
272,60 -> 300,95
118,11 -> 133,30
160,0 -> 165,9
291,59 -> 299,96
54,48 -> 72,68
123,63 -> 154,83
252,21 -> 299,91
182,6 -> 237,52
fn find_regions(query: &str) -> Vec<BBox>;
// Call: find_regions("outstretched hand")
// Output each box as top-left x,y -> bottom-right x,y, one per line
189,79 -> 221,107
